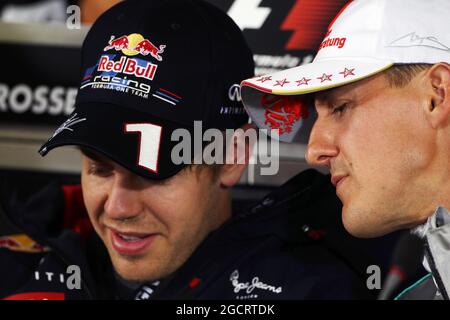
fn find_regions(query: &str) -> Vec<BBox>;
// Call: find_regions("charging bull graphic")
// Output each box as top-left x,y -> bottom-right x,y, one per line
104,35 -> 130,51
134,40 -> 166,61
104,33 -> 166,61
0,234 -> 50,253
262,94 -> 309,135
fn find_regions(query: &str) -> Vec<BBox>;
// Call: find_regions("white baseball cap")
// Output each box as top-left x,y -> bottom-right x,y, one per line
240,0 -> 450,143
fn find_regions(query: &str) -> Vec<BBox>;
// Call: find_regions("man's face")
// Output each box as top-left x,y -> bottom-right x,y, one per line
306,73 -> 438,237
81,151 -> 226,282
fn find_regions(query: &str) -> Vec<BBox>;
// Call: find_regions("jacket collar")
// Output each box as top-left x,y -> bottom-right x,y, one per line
412,206 -> 450,299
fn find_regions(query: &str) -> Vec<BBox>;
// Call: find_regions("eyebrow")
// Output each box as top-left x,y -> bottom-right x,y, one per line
79,147 -> 108,163
317,73 -> 387,104
315,84 -> 350,102
314,92 -> 335,109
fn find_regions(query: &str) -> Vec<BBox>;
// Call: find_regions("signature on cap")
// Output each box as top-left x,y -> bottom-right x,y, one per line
387,32 -> 450,52
49,113 -> 87,141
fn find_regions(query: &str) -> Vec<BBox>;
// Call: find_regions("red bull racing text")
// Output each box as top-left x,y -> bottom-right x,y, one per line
80,33 -> 166,100
98,55 -> 158,81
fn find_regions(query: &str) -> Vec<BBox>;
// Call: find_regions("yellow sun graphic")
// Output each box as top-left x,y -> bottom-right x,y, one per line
122,33 -> 144,56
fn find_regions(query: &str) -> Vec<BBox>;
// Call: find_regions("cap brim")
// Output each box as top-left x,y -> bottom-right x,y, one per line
241,58 -> 394,143
39,103 -> 194,180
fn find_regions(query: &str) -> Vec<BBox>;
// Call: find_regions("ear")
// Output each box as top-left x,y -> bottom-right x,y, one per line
218,124 -> 256,188
425,63 -> 450,129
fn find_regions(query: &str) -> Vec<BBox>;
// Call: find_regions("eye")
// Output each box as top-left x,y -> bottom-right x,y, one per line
331,102 -> 349,117
87,162 -> 113,177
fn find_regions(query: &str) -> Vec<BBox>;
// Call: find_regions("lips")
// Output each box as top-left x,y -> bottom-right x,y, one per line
109,228 -> 156,256
331,175 -> 348,188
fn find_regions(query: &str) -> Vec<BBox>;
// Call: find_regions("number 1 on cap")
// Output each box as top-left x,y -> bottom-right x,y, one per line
124,123 -> 162,173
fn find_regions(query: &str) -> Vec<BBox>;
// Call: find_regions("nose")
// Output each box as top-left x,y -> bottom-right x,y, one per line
305,120 -> 339,168
104,174 -> 143,222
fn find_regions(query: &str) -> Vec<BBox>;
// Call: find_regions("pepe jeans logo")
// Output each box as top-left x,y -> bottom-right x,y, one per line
229,270 -> 282,296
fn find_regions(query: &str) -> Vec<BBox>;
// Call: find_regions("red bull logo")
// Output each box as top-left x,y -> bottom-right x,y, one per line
98,55 -> 158,80
0,234 -> 50,253
0,237 -> 20,249
134,40 -> 166,61
262,94 -> 309,135
103,35 -> 130,51
104,33 -> 166,61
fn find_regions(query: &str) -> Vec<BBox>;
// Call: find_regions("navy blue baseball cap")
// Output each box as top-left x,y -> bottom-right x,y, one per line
39,0 -> 254,179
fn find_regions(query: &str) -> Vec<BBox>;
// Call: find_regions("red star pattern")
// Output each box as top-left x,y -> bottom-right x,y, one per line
256,76 -> 272,83
274,78 -> 290,87
339,67 -> 355,78
296,77 -> 312,86
317,73 -> 332,83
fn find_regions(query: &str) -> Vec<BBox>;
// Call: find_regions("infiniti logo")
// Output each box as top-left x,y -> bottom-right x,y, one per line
228,84 -> 242,102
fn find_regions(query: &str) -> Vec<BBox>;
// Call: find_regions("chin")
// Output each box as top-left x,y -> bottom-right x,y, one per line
118,273 -> 153,283
114,263 -> 160,283
341,206 -> 391,239
109,252 -> 160,283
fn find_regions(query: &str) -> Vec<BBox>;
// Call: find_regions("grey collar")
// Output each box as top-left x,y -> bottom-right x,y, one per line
411,206 -> 450,239
411,206 -> 450,299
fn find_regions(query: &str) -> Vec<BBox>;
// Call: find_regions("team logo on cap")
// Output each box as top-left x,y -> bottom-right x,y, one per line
79,33 -> 168,100
104,33 -> 166,61
262,94 -> 309,135
97,55 -> 158,81
318,29 -> 347,51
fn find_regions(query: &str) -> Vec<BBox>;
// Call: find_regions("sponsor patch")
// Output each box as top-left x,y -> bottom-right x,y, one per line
0,234 -> 50,253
